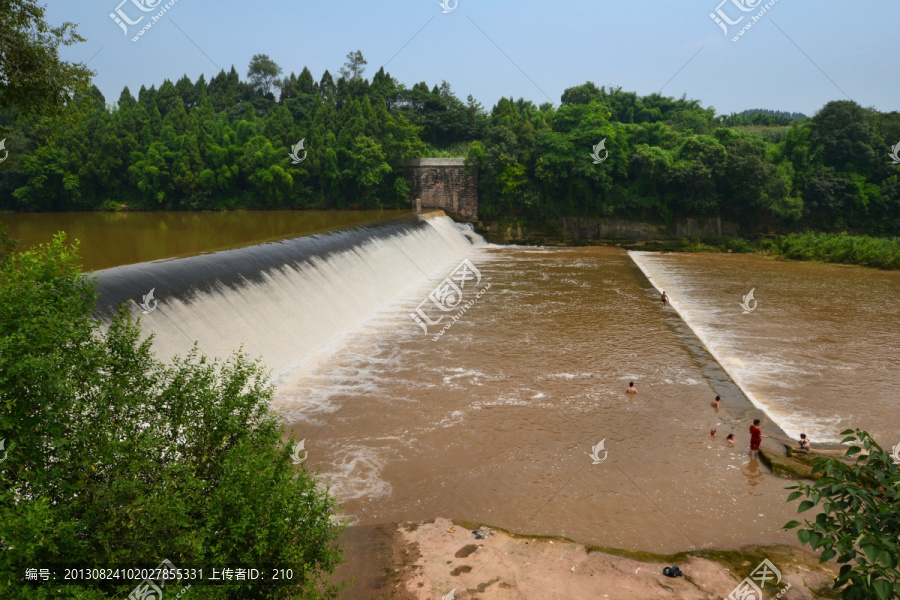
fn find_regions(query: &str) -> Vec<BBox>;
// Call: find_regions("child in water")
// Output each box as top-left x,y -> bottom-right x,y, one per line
726,433 -> 735,446
709,428 -> 717,438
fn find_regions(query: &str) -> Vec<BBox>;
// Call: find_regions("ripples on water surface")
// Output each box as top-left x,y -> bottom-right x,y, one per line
92,212 -> 895,553
630,251 -> 900,444
276,246 -> 846,553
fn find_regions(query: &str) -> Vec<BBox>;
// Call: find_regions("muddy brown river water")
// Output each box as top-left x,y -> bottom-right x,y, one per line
275,245 -> 898,554
1,210 -> 411,271
64,209 -> 895,564
630,251 -> 900,446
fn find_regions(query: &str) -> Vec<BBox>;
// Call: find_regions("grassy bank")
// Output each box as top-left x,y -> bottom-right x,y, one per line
629,232 -> 900,270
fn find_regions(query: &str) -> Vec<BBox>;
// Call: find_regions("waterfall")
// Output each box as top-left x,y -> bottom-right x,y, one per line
94,211 -> 486,378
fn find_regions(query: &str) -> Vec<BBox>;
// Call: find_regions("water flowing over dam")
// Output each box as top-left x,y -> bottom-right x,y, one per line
89,220 -> 897,554
94,211 -> 486,378
628,250 -> 900,444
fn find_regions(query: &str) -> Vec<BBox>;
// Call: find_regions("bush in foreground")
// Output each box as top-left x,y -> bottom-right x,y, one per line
0,235 -> 344,599
785,430 -> 900,600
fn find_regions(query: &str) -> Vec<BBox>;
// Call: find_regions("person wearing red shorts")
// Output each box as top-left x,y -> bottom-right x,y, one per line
749,418 -> 763,457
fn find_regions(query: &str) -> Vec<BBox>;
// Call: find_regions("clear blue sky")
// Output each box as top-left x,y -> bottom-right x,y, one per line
48,0 -> 898,116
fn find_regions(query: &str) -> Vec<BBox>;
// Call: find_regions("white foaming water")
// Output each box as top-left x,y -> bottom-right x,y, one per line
320,444 -> 394,502
442,368 -> 487,386
117,214 -> 486,379
629,251 -> 788,429
438,410 -> 465,428
96,214 -> 490,515
628,251 -> 847,441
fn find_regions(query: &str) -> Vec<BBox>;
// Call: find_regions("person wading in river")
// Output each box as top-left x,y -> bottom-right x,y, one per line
749,418 -> 765,457
661,291 -> 669,308
626,382 -> 638,395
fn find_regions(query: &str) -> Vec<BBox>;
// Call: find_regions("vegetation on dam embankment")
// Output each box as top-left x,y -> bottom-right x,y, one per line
478,219 -> 900,270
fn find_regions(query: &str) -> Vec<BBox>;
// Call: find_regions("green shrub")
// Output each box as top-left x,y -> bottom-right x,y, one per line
776,233 -> 900,269
0,235 -> 344,599
722,236 -> 753,253
785,430 -> 900,600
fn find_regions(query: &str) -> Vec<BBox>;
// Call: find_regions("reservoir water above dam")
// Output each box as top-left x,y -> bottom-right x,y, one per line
40,210 -> 898,553
1,209 -> 412,272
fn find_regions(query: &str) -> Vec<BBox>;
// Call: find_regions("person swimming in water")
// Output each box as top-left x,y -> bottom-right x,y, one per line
711,395 -> 720,409
661,291 -> 669,307
626,381 -> 638,395
726,433 -> 735,446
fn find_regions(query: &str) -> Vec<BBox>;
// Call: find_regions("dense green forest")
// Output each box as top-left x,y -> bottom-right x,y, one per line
471,83 -> 899,234
718,108 -> 808,127
1,51 -> 899,235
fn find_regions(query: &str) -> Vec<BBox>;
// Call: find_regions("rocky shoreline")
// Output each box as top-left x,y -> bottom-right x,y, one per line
334,517 -> 840,599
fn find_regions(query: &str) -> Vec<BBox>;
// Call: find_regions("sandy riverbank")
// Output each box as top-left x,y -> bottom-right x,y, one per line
333,517 -> 840,600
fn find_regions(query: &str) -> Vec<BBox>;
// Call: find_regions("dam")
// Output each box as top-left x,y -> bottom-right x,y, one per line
90,211 -> 898,556
94,211 -> 484,378
400,158 -> 479,221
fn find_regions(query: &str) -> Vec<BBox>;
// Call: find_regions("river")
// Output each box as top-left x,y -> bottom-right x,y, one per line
0,210 -> 411,271
15,210 -> 897,555
277,241 -> 898,553
629,251 -> 899,444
